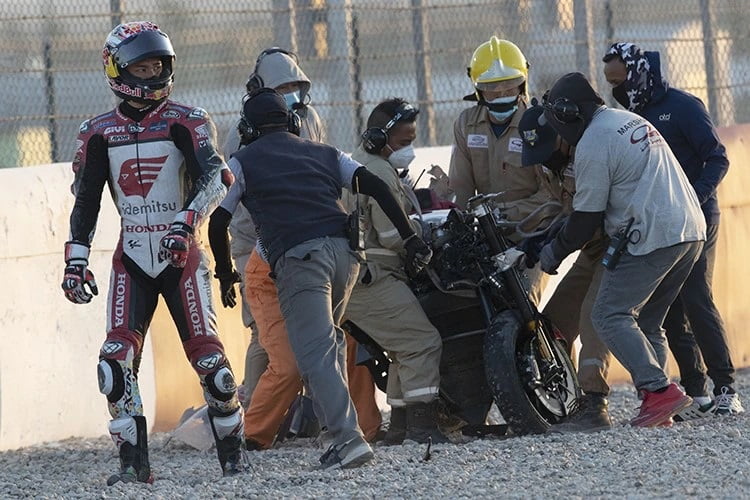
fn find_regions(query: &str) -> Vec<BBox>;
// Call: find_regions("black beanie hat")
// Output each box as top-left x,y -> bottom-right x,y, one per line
242,88 -> 289,130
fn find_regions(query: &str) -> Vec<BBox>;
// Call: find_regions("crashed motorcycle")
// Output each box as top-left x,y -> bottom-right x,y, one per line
346,192 -> 581,436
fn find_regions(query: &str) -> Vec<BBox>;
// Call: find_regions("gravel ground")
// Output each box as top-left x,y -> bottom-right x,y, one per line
3,371 -> 750,499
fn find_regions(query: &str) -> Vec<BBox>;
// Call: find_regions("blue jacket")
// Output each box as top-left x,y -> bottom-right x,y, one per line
639,51 -> 729,225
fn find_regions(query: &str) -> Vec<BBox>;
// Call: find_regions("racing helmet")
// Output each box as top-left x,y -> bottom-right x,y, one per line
102,21 -> 175,104
468,37 -> 529,100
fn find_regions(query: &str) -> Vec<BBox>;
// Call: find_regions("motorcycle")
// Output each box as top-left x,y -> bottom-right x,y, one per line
346,192 -> 581,436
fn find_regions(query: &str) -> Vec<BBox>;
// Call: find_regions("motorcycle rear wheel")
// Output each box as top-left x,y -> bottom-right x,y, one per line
484,309 -> 581,435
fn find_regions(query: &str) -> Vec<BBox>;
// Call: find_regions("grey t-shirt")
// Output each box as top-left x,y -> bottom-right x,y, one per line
573,107 -> 706,255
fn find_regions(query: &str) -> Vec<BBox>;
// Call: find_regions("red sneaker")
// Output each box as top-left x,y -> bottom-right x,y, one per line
631,383 -> 692,428
656,417 -> 673,428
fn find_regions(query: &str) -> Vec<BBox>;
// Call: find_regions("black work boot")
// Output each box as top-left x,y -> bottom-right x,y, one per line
383,406 -> 407,446
209,408 -> 249,477
404,401 -> 450,444
550,393 -> 613,434
107,416 -> 153,486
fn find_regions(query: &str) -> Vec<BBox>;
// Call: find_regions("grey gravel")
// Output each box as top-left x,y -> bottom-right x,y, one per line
3,370 -> 750,499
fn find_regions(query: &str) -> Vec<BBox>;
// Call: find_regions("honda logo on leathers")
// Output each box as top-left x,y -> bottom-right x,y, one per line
185,277 -> 204,336
118,156 -> 169,197
113,273 -> 126,327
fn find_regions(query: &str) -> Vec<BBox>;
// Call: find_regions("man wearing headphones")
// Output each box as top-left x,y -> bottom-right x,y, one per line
343,98 -> 447,445
209,88 -> 432,469
537,72 -> 705,427
221,47 -> 324,410
519,102 -> 614,433
217,49 -> 382,449
448,37 -> 555,303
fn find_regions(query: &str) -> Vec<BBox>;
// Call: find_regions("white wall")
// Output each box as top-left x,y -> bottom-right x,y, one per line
3,127 -> 750,450
0,163 -> 155,450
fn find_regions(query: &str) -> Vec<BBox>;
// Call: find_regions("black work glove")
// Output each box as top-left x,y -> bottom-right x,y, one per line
215,270 -> 242,308
404,234 -> 433,277
519,234 -> 546,269
521,217 -> 568,269
539,241 -> 566,275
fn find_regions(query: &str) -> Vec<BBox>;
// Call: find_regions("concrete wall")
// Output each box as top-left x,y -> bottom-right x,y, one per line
2,128 -> 749,450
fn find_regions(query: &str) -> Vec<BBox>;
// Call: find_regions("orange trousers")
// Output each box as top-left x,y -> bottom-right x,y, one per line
243,250 -> 381,447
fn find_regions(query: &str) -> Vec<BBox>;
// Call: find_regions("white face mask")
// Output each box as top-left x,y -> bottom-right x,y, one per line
388,144 -> 416,169
283,91 -> 301,110
487,95 -> 518,122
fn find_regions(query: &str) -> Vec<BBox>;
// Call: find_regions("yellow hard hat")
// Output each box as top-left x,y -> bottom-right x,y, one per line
467,37 -> 529,98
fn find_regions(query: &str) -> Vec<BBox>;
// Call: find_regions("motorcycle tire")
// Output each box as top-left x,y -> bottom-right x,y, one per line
484,309 -> 581,435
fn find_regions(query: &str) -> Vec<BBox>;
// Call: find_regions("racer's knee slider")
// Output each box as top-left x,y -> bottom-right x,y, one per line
98,358 -> 125,403
205,365 -> 237,402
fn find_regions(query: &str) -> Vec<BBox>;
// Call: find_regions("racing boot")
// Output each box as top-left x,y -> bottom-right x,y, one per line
209,407 -> 250,477
383,406 -> 407,446
106,416 -> 154,486
404,401 -> 450,444
550,393 -> 613,434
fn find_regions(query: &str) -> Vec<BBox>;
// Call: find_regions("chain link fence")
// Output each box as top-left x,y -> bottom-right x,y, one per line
2,0 -> 748,167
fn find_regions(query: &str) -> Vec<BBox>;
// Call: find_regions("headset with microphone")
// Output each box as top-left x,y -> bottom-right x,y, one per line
238,88 -> 301,145
542,91 -> 584,124
361,102 -> 419,155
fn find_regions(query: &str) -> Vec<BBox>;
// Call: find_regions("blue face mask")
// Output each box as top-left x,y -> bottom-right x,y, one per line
283,91 -> 301,110
487,96 -> 518,122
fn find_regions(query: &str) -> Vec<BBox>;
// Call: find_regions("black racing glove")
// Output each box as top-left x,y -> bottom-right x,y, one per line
404,234 -> 433,277
215,270 -> 242,308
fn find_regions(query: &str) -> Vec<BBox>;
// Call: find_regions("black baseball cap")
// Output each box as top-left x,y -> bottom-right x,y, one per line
518,104 -> 558,166
242,87 -> 289,129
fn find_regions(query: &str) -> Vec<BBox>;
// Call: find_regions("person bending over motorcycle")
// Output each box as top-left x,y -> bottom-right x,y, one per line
342,98 -> 447,445
536,73 -> 705,427
208,88 -> 432,469
519,102 -> 614,432
448,37 -> 556,304
61,21 -> 246,484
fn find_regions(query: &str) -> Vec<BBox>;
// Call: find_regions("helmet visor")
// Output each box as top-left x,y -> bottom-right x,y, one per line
475,76 -> 525,92
114,30 -> 174,68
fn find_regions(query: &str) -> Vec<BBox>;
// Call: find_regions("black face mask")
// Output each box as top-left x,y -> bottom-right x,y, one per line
480,95 -> 519,113
556,120 -> 586,147
543,149 -> 571,174
612,82 -> 630,110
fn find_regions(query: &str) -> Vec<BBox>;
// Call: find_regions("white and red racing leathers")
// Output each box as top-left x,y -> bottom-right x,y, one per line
69,99 -> 239,421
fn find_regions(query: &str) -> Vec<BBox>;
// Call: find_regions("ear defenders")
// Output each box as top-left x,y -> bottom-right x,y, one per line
542,93 -> 583,124
361,102 -> 418,154
238,88 -> 301,146
245,47 -> 298,93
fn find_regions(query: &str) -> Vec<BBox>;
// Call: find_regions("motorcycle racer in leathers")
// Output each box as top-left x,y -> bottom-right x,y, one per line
61,21 -> 247,484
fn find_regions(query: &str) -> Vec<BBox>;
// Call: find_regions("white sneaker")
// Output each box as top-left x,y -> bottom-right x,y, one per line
711,387 -> 744,416
673,400 -> 714,422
